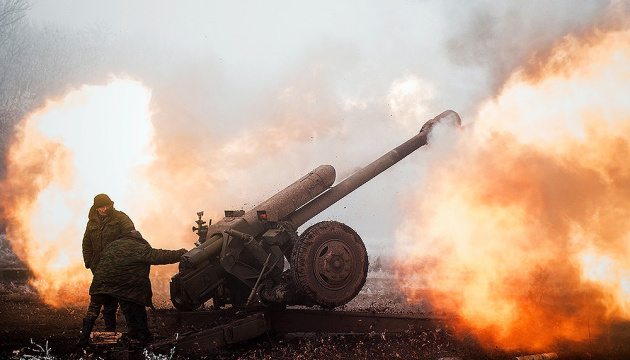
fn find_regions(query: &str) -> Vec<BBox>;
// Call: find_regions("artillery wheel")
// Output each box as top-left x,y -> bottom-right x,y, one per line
291,221 -> 368,308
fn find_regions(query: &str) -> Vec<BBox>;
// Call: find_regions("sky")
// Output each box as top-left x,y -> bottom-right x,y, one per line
22,0 -> 612,258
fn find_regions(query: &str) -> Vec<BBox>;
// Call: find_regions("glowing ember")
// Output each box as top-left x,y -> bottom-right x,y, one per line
0,77 -> 154,307
396,29 -> 630,351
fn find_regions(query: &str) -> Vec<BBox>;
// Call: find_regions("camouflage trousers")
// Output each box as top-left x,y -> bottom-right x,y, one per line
85,294 -> 119,324
119,300 -> 151,341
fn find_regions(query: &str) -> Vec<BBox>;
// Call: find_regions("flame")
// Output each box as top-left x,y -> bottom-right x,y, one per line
0,71 -> 343,308
396,29 -> 630,351
0,77 -> 155,307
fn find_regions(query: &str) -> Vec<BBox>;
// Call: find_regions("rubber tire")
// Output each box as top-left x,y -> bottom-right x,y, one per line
291,221 -> 368,308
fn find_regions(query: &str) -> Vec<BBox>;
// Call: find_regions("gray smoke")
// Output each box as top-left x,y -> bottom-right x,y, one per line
0,0 -> 612,269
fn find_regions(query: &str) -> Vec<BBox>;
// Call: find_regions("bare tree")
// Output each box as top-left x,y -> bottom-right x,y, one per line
0,0 -> 107,179
0,0 -> 29,47
0,0 -> 110,271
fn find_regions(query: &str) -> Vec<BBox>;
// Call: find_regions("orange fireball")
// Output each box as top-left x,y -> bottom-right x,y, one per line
0,78 -> 154,307
396,29 -> 630,351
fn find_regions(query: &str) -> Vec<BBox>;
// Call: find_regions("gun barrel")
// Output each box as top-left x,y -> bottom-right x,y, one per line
181,164 -> 336,269
248,164 -> 336,222
285,110 -> 461,228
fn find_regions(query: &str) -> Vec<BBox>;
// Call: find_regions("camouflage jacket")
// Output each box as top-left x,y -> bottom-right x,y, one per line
82,206 -> 135,271
89,230 -> 185,307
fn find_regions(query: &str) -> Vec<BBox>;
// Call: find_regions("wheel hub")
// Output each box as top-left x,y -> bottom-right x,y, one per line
314,239 -> 353,290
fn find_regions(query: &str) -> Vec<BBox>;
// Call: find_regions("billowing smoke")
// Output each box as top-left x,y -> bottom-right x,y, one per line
396,27 -> 630,351
0,0 -> 618,319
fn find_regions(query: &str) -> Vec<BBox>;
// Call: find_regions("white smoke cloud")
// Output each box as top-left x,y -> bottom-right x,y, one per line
387,74 -> 435,132
17,0 -> 613,260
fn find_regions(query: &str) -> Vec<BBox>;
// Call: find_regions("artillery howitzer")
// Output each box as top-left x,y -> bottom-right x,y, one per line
170,110 -> 461,311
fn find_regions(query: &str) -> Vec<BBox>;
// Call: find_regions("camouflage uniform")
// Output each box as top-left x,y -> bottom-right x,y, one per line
81,194 -> 135,335
82,206 -> 135,272
90,230 -> 185,342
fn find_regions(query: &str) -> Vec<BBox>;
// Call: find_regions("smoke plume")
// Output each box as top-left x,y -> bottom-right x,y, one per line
0,0 -> 618,315
396,28 -> 630,351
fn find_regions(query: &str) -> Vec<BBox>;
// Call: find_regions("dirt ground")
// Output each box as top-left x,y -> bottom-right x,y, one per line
0,288 -> 487,360
2,276 -> 630,360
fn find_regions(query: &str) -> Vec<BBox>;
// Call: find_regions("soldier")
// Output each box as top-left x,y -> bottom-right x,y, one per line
77,230 -> 186,346
81,194 -> 135,333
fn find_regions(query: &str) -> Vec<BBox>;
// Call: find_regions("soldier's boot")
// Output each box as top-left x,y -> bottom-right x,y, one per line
76,318 -> 95,347
103,311 -> 117,332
